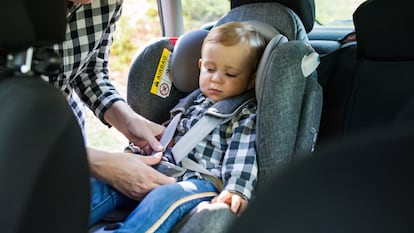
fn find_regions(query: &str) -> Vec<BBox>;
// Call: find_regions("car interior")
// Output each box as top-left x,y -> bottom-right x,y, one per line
2,0 -> 413,232
316,0 -> 414,147
0,1 -> 90,233
92,0 -> 322,232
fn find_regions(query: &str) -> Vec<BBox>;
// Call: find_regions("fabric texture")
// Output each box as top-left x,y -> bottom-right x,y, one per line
171,202 -> 237,233
127,38 -> 185,124
171,90 -> 258,200
353,0 -> 414,60
116,179 -> 217,233
89,178 -> 136,226
0,0 -> 66,49
229,123 -> 414,233
0,77 -> 89,233
230,0 -> 315,33
215,2 -> 309,42
255,39 -> 322,191
49,0 -> 124,134
344,0 -> 414,135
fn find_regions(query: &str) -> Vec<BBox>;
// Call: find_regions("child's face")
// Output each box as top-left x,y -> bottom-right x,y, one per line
198,42 -> 255,102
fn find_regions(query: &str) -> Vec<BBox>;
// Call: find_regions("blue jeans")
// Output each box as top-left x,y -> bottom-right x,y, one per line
116,178 -> 217,233
89,178 -> 138,226
90,178 -> 218,233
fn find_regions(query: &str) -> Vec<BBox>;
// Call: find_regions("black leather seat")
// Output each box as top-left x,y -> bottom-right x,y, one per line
344,0 -> 414,134
0,1 -> 90,233
317,0 -> 414,146
230,122 -> 414,233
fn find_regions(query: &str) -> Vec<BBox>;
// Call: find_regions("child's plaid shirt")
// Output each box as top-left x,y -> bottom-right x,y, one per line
176,92 -> 258,200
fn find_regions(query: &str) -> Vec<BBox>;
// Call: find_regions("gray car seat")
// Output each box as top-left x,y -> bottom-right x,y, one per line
91,0 -> 322,232
0,1 -> 90,233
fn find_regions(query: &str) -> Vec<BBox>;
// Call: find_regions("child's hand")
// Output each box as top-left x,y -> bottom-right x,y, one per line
212,190 -> 248,216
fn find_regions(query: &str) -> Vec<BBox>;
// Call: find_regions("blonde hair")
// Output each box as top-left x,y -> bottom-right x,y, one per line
202,21 -> 266,73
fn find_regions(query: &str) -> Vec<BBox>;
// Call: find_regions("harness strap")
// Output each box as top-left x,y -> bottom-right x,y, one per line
171,115 -> 226,165
158,89 -> 255,189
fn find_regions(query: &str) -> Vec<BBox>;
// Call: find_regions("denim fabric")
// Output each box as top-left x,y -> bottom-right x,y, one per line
115,179 -> 217,233
89,178 -> 137,226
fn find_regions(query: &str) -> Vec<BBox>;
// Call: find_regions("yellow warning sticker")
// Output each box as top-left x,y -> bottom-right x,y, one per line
150,48 -> 172,98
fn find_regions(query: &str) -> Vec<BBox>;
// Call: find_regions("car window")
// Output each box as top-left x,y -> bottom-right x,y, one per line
315,0 -> 366,27
182,0 -> 230,31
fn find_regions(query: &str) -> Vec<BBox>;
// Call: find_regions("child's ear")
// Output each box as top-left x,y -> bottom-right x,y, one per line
247,73 -> 256,90
198,58 -> 202,69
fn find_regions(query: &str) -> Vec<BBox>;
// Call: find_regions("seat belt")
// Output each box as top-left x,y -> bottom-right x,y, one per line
157,112 -> 219,177
156,111 -> 224,190
171,115 -> 227,175
155,90 -> 255,189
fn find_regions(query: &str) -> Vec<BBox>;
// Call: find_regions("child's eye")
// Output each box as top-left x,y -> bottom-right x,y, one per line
226,73 -> 237,78
202,65 -> 215,73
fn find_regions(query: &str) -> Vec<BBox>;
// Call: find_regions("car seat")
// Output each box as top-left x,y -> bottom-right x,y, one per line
344,0 -> 414,135
316,39 -> 357,146
0,1 -> 90,233
128,0 -> 320,190
91,0 -> 322,232
229,122 -> 414,233
317,0 -> 414,145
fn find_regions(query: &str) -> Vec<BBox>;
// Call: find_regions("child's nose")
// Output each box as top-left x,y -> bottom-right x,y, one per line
211,72 -> 222,82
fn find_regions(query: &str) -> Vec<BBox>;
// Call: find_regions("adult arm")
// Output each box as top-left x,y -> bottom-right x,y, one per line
70,2 -> 165,151
87,148 -> 175,200
103,100 -> 165,153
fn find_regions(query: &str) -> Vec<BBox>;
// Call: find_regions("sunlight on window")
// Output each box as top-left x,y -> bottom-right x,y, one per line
315,0 -> 366,26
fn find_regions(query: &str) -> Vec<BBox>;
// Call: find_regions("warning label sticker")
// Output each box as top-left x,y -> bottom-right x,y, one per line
150,48 -> 172,98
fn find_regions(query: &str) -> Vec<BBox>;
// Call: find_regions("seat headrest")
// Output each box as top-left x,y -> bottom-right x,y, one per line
0,0 -> 66,51
169,21 -> 280,93
230,0 -> 315,33
215,3 -> 309,42
353,0 -> 414,60
169,29 -> 209,93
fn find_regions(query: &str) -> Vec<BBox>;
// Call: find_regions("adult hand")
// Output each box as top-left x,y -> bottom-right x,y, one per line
87,148 -> 175,200
104,100 -> 165,154
212,190 -> 248,216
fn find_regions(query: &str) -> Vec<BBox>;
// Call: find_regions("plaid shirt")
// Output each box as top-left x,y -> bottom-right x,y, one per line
176,93 -> 258,200
49,0 -> 124,135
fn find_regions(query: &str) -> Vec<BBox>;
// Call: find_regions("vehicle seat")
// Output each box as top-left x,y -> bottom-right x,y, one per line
127,24 -> 320,233
125,29 -> 320,233
230,0 -> 315,34
128,1 -> 321,193
316,41 -> 357,146
344,0 -> 414,135
92,0 -> 321,232
316,0 -> 414,146
229,122 -> 414,233
0,1 -> 90,233
219,0 -> 315,42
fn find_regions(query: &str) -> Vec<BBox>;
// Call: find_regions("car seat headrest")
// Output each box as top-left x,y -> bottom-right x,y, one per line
353,0 -> 414,60
215,3 -> 309,42
169,21 -> 281,93
169,29 -> 209,93
244,20 -> 280,42
0,0 -> 66,51
230,0 -> 315,33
